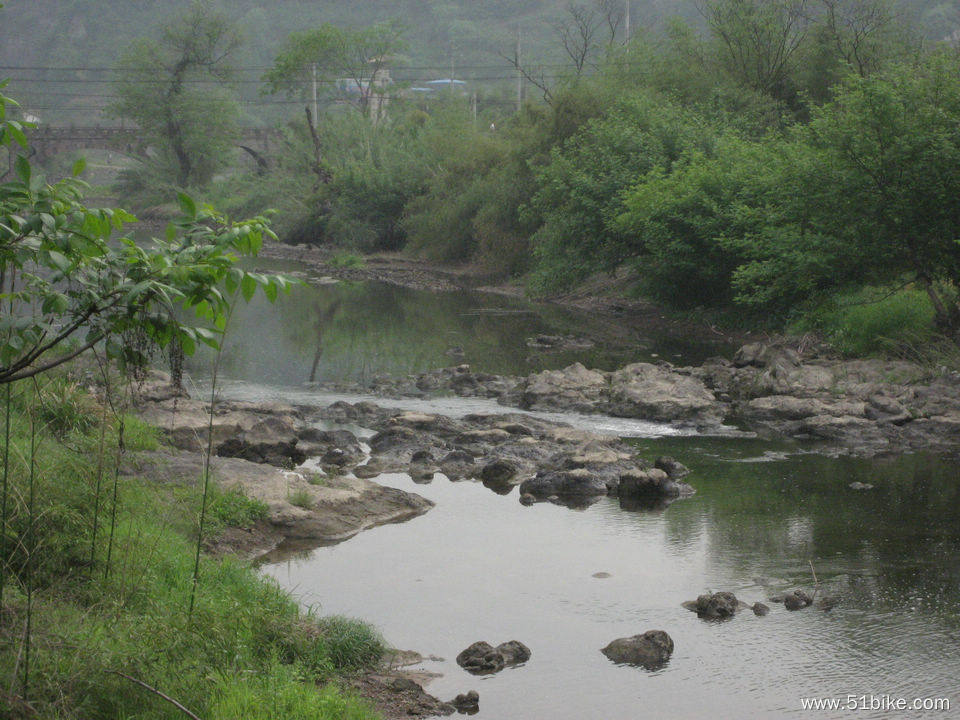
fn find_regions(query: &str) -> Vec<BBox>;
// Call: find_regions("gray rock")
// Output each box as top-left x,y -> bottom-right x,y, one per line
519,469 -> 608,498
752,602 -> 770,616
784,589 -> 813,610
455,642 -> 504,675
607,363 -> 723,426
654,456 -> 691,479
619,469 -> 693,499
495,640 -> 531,665
601,630 -> 674,669
687,591 -> 742,619
455,640 -> 530,675
480,459 -> 519,484
451,690 -> 479,713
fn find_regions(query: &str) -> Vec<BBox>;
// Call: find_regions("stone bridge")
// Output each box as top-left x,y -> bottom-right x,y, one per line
16,125 -> 280,170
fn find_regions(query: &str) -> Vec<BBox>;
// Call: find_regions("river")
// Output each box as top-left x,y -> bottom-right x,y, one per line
187,269 -> 960,719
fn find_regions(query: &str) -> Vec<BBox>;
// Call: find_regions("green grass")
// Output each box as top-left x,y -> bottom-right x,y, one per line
287,488 -> 315,509
327,252 -> 367,269
0,383 -> 383,719
208,486 -> 270,530
794,286 -> 937,357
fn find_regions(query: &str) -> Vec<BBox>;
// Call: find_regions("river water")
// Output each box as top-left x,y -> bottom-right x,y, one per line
191,273 -> 960,719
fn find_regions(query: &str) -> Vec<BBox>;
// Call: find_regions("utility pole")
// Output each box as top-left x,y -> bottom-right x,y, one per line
311,63 -> 319,123
625,1 -> 631,41
471,91 -> 478,126
515,26 -> 523,113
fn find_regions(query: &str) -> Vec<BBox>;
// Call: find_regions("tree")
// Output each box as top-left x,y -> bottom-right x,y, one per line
113,1 -> 242,187
0,83 -> 290,384
263,20 -> 406,119
698,0 -> 811,106
721,53 -> 960,332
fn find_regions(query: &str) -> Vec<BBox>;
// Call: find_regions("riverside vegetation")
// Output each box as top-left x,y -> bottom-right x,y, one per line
66,0 -> 960,362
0,82 -> 388,718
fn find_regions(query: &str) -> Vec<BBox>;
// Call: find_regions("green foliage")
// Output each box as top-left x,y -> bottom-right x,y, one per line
795,287 -> 937,356
287,488 -> 314,509
263,20 -> 406,117
209,486 -> 269,529
1,82 -> 293,385
529,92 -> 714,293
726,53 -> 960,328
112,1 -> 242,187
328,252 -> 366,268
0,386 -> 382,718
209,666 -> 376,720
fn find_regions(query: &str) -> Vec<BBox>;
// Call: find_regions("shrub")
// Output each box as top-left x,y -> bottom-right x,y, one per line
797,287 -> 936,356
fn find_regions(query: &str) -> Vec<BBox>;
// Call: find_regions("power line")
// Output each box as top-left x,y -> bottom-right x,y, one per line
0,62 -> 579,72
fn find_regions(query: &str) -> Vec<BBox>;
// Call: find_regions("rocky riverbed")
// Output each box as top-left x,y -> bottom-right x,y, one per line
306,342 -> 960,457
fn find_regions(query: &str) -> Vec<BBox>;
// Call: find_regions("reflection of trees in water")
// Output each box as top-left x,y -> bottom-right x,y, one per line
202,274 -> 731,386
632,439 -> 960,617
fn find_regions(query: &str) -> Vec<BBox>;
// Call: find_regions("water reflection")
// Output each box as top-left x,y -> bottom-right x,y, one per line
185,272 -> 730,387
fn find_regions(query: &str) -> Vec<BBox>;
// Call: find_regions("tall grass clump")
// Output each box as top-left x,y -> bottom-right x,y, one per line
795,287 -> 937,357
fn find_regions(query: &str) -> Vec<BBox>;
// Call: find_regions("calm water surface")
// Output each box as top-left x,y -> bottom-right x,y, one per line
262,439 -> 960,720
199,270 -> 958,719
184,264 -> 727,386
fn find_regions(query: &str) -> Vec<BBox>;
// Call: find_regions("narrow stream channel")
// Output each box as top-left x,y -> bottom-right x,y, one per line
191,270 -> 960,719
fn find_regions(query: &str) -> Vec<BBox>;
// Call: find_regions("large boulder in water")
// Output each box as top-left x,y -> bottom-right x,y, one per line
516,363 -> 608,413
618,468 -> 693,499
606,363 -> 723,426
519,469 -> 608,499
601,630 -> 674,669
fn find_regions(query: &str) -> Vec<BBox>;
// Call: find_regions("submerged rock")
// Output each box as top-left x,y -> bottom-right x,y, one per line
752,602 -> 770,616
601,630 -> 674,669
654,455 -> 691,479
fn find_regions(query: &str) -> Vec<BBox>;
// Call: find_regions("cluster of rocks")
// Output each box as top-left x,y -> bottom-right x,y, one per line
682,591 -> 769,619
131,383 -> 433,550
693,343 -> 960,455
683,589 -> 827,619
455,640 -> 532,675
318,401 -> 694,508
312,340 -> 960,456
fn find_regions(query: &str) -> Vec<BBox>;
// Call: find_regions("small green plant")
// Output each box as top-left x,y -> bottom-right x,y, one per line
327,252 -> 366,269
209,486 -> 269,529
287,488 -> 315,509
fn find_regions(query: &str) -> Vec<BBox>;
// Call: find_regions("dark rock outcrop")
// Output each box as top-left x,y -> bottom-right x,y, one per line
455,640 -> 531,675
